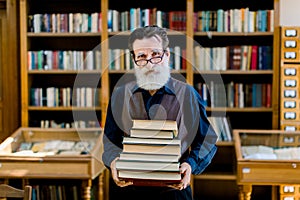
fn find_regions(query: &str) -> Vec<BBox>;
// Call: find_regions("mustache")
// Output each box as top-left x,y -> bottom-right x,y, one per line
137,81 -> 165,88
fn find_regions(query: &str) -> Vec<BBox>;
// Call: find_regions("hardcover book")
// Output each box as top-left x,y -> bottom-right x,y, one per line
131,119 -> 178,138
119,152 -> 180,162
118,170 -> 181,186
117,120 -> 182,186
130,129 -> 175,139
116,160 -> 180,171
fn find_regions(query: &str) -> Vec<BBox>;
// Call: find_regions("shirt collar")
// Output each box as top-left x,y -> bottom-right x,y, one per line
132,78 -> 175,95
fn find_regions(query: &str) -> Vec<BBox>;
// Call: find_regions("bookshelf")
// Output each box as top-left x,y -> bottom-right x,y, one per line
191,0 -> 280,199
0,0 -> 19,142
20,0 -> 103,128
19,0 -> 281,199
19,0 -> 106,199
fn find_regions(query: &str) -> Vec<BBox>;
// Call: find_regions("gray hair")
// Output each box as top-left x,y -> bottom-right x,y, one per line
128,25 -> 169,53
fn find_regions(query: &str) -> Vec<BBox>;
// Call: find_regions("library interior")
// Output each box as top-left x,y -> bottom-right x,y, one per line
0,0 -> 300,199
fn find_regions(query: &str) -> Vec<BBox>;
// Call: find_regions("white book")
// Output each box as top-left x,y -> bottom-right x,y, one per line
81,13 -> 89,32
248,11 -> 255,32
174,46 -> 181,70
223,10 -> 228,32
238,83 -> 244,108
199,47 -> 205,71
112,10 -> 119,32
240,45 -> 248,71
114,49 -> 121,70
221,47 -> 227,70
269,10 -> 274,32
69,13 -> 74,33
33,14 -> 41,33
51,14 -> 56,33
143,8 -> 150,27
80,87 -> 86,107
194,46 -> 201,69
85,50 -> 94,70
95,50 -> 101,70
243,8 -> 249,32
125,49 -> 131,70
119,152 -> 180,162
85,87 -> 93,107
91,12 -> 98,33
156,10 -> 162,27
223,117 -> 232,141
46,87 -> 55,107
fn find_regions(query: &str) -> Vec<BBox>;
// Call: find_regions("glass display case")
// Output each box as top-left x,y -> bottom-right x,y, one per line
233,129 -> 300,200
0,127 -> 105,200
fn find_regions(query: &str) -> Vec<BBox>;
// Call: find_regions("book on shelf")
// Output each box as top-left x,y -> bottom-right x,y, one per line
131,119 -> 178,138
208,116 -> 232,141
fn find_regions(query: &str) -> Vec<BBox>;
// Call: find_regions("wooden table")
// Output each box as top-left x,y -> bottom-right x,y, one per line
0,127 -> 106,200
233,129 -> 300,200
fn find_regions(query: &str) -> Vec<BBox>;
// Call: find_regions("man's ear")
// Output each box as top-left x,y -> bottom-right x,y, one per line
165,47 -> 170,57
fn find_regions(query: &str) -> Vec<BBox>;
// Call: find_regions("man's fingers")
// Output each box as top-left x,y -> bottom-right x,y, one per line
115,179 -> 133,187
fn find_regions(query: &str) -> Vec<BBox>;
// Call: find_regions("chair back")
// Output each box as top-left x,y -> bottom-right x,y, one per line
0,184 -> 32,200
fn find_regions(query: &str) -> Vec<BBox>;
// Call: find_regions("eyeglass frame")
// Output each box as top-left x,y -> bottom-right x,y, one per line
130,49 -> 167,67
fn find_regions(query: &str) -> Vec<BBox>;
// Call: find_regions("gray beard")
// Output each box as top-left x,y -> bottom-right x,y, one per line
134,64 -> 170,90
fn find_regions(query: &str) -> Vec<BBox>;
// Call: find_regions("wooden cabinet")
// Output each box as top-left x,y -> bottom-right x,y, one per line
280,26 -> 300,131
0,127 -> 105,200
0,0 -> 20,142
234,129 -> 300,200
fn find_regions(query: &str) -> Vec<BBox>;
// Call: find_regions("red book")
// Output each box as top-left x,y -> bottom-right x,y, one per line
250,45 -> 258,70
118,170 -> 181,187
266,83 -> 272,108
181,49 -> 186,70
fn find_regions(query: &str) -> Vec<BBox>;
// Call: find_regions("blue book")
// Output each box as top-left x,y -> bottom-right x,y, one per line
217,9 -> 224,32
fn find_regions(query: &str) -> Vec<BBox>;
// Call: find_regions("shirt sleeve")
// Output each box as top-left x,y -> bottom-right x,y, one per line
102,100 -> 124,169
183,90 -> 218,175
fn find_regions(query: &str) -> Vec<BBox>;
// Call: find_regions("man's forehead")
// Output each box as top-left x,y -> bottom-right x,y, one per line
134,48 -> 162,54
132,36 -> 162,50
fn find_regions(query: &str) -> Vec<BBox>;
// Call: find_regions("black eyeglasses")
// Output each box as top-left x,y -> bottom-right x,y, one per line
133,50 -> 166,67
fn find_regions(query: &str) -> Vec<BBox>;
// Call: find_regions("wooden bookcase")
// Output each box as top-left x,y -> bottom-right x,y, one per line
0,0 -> 20,142
20,0 -> 103,129
19,0 -> 107,199
19,0 -> 281,199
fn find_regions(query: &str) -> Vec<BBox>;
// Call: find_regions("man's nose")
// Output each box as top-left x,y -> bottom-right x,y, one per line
145,60 -> 155,69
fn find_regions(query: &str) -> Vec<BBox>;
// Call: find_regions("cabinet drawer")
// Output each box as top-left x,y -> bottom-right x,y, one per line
237,162 -> 300,184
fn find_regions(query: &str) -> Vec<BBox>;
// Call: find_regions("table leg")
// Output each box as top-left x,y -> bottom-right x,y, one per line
239,184 -> 252,200
82,179 -> 92,200
99,172 -> 104,200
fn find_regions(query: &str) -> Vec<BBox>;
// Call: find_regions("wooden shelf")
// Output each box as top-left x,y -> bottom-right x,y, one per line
27,32 -> 101,37
28,106 -> 101,111
28,70 -> 102,74
207,107 -> 273,113
194,31 -> 273,37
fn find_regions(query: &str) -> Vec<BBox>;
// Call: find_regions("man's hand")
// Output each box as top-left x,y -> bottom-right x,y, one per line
110,157 -> 133,187
167,162 -> 191,190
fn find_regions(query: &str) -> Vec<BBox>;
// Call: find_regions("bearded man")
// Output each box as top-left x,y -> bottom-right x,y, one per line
102,25 -> 218,200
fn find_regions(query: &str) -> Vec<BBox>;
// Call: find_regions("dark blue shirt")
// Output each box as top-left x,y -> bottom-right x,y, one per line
102,77 -> 218,175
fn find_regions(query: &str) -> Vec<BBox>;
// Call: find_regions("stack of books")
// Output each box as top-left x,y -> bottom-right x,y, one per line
116,119 -> 182,186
